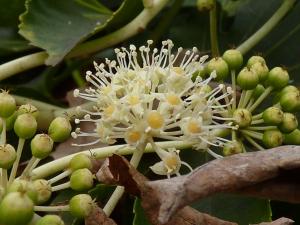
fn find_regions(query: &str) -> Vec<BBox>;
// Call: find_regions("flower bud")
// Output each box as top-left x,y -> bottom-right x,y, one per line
69,154 -> 93,171
0,91 -> 16,118
0,144 -> 16,169
283,129 -> 300,145
247,55 -> 266,67
36,215 -> 64,225
222,49 -> 243,70
280,85 -> 299,96
263,129 -> 283,148
237,67 -> 259,90
262,107 -> 283,125
5,111 -> 17,131
18,104 -> 39,118
31,134 -> 54,159
69,194 -> 93,219
250,62 -> 269,81
206,57 -> 229,81
197,0 -> 214,11
267,67 -> 289,89
48,117 -> 72,142
0,192 -> 34,225
252,84 -> 265,100
32,179 -> 52,204
7,179 -> 38,203
279,113 -> 298,133
223,140 -> 243,156
233,108 -> 252,128
14,113 -> 37,139
70,168 -> 94,191
280,91 -> 300,112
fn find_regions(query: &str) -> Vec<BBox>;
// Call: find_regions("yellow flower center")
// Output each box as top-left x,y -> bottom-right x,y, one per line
187,121 -> 201,133
166,94 -> 181,105
164,155 -> 179,171
102,86 -> 111,95
103,105 -> 115,117
128,95 -> 140,106
172,67 -> 185,75
127,131 -> 141,143
147,111 -> 164,129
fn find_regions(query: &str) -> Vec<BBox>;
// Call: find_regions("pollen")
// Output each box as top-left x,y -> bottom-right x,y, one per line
166,94 -> 181,105
164,155 -> 180,172
101,86 -> 111,95
128,95 -> 140,105
103,105 -> 115,117
126,131 -> 141,143
147,110 -> 164,129
187,121 -> 201,133
172,67 -> 185,75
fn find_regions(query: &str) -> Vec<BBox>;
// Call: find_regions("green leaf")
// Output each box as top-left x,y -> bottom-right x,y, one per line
133,197 -> 152,225
192,194 -> 272,225
19,0 -> 112,65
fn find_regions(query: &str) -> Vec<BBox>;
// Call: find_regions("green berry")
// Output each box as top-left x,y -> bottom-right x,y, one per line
31,134 -> 54,159
197,0 -> 214,11
233,108 -> 252,128
250,62 -> 269,81
213,128 -> 231,138
36,215 -> 64,225
0,192 -> 34,225
223,140 -> 243,156
263,129 -> 283,148
252,84 -> 265,100
32,179 -> 52,204
247,55 -> 266,67
70,168 -> 94,191
206,57 -> 229,81
237,67 -> 259,90
69,194 -> 93,219
283,129 -> 300,145
280,91 -> 300,112
267,67 -> 289,89
48,117 -> 72,142
69,154 -> 93,171
0,144 -> 16,169
262,107 -> 283,125
14,113 -> 37,139
222,49 -> 243,70
280,85 -> 299,96
8,179 -> 38,203
18,104 -> 39,118
279,113 -> 298,133
0,91 -> 16,118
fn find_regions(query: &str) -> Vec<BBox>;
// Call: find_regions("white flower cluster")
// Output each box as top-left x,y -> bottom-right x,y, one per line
73,40 -> 235,177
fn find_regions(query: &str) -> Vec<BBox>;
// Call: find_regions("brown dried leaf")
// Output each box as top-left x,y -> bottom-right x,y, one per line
253,217 -> 294,225
85,206 -> 117,225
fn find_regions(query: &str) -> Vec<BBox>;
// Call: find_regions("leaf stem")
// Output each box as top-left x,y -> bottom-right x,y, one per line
8,138 -> 25,186
34,205 -> 70,212
244,135 -> 265,151
48,170 -> 72,185
237,0 -> 296,54
209,0 -> 219,57
231,70 -> 237,111
249,86 -> 273,112
51,181 -> 71,192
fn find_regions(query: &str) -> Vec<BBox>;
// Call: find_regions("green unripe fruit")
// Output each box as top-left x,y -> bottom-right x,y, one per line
0,144 -> 16,169
206,57 -> 229,81
237,67 -> 259,90
280,85 -> 299,96
18,104 -> 39,118
263,129 -> 283,148
0,91 -> 16,118
192,67 -> 207,80
250,62 -> 269,81
5,111 -> 17,131
36,215 -> 65,225
31,134 -> 54,159
233,108 -> 252,128
267,67 -> 289,89
247,55 -> 266,67
32,179 -> 52,204
48,117 -> 72,142
14,113 -> 37,139
223,140 -> 243,156
222,49 -> 243,70
280,91 -> 300,112
0,192 -> 34,225
69,154 -> 93,171
69,194 -> 93,219
197,0 -> 214,11
70,168 -> 94,191
213,128 -> 231,138
8,179 -> 38,203
253,84 -> 265,100
283,129 -> 300,145
262,107 -> 283,125
279,113 -> 298,133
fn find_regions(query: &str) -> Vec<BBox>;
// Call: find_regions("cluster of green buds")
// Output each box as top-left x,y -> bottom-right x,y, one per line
0,92 -> 98,225
202,50 -> 300,155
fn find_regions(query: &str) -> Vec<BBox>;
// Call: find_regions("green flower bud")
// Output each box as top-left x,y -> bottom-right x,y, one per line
250,62 -> 269,81
14,113 -> 37,139
247,55 -> 266,67
283,129 -> 300,145
279,113 -> 298,133
262,107 -> 283,125
48,117 -> 72,142
280,85 -> 299,96
197,0 -> 214,11
69,194 -> 93,219
222,49 -> 243,70
18,104 -> 39,118
280,91 -> 300,112
237,67 -> 259,90
252,84 -> 265,100
7,179 -> 38,203
32,179 -> 52,204
0,91 -> 16,118
0,144 -> 16,169
263,129 -> 283,148
31,134 -> 54,159
5,111 -> 17,131
69,154 -> 93,171
206,57 -> 229,81
213,128 -> 231,138
0,192 -> 34,225
70,168 -> 94,191
36,215 -> 64,225
223,140 -> 243,156
267,67 -> 289,89
233,108 -> 252,128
